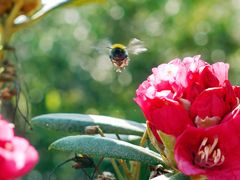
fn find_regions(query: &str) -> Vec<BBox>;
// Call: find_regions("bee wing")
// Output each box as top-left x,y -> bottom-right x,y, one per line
93,39 -> 112,55
127,38 -> 147,55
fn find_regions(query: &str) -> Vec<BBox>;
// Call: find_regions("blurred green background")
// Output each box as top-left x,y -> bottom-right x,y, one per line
12,0 -> 240,179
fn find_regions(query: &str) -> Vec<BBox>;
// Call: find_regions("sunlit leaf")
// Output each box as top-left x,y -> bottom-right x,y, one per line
34,0 -> 105,19
32,113 -> 146,136
158,131 -> 176,168
102,134 -> 141,143
49,135 -> 163,165
152,173 -> 190,180
146,124 -> 164,154
60,0 -> 106,7
14,0 -> 105,25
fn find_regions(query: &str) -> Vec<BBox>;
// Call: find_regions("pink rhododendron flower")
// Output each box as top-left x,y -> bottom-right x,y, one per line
135,55 -> 230,137
175,106 -> 240,179
135,55 -> 240,179
0,116 -> 38,180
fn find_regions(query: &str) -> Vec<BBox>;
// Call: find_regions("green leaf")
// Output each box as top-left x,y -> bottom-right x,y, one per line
146,124 -> 164,154
103,134 -> 141,142
49,135 -> 163,165
60,0 -> 106,7
32,113 -> 146,136
158,131 -> 176,167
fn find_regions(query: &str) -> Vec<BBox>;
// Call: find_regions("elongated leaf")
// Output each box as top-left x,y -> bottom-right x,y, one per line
33,0 -> 105,20
58,0 -> 105,7
14,0 -> 105,25
49,135 -> 163,165
152,173 -> 189,180
32,113 -> 146,136
170,173 -> 190,180
101,134 -> 141,143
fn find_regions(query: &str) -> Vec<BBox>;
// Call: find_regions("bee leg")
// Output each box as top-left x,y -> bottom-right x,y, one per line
119,59 -> 129,69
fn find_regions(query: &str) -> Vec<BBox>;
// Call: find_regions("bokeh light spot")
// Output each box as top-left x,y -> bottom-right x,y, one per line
165,0 -> 181,16
194,32 -> 208,46
109,5 -> 125,20
73,25 -> 90,41
85,108 -> 99,115
45,90 -> 62,112
211,49 -> 226,61
39,34 -> 54,52
63,9 -> 80,24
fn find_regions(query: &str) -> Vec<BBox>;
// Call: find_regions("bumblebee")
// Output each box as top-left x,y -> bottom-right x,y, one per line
109,38 -> 147,72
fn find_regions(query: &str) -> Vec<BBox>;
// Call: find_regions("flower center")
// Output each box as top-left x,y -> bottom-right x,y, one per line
194,137 -> 225,168
195,116 -> 221,128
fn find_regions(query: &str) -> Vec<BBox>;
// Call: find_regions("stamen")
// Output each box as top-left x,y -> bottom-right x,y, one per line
213,149 -> 221,164
236,97 -> 240,105
199,137 -> 208,149
208,138 -> 218,154
194,137 -> 225,168
221,156 -> 225,163
212,149 -> 217,159
204,146 -> 209,162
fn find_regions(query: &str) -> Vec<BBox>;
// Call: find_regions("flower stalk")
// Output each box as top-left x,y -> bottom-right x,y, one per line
131,130 -> 148,180
5,0 -> 24,42
119,159 -> 131,180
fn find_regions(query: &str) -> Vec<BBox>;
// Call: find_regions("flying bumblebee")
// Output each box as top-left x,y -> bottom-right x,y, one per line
108,38 -> 147,72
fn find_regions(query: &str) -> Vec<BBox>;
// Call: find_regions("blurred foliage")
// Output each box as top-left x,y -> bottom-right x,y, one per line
12,0 -> 240,179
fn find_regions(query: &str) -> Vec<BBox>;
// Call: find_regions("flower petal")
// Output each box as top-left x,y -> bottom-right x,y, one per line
211,62 -> 229,86
0,118 -> 14,141
190,81 -> 237,122
149,99 -> 192,137
11,137 -> 39,178
190,87 -> 227,119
